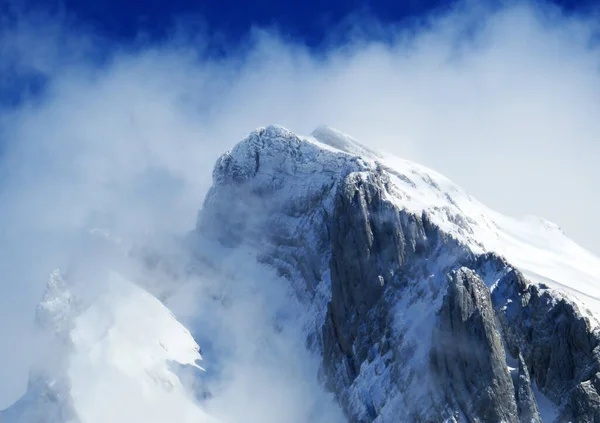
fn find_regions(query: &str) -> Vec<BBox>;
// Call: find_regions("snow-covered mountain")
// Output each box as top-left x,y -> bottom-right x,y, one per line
3,125 -> 600,422
2,268 -> 218,423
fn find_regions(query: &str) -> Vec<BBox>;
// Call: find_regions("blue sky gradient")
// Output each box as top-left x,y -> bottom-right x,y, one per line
7,0 -> 451,46
1,0 -> 598,108
6,0 -> 597,47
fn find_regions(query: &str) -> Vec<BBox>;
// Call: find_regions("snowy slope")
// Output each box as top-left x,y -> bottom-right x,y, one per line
67,272 -> 216,423
1,269 -> 219,423
309,126 -> 600,322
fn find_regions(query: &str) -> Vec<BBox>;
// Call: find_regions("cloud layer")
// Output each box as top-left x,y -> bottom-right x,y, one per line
1,0 -> 600,412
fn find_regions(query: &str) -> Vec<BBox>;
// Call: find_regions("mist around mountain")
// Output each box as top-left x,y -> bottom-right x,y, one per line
3,126 -> 600,422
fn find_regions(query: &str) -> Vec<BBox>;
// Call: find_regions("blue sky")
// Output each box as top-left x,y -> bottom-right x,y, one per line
10,0 -> 598,42
1,0 -> 597,107
2,0 -> 600,409
9,0 -> 452,46
6,0 -> 598,51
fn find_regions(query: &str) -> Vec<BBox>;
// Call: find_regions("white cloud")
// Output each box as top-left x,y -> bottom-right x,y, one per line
0,0 -> 599,416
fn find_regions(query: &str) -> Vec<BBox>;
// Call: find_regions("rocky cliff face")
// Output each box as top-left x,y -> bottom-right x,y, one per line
198,125 -> 600,422
491,268 -> 600,422
431,268 -> 518,423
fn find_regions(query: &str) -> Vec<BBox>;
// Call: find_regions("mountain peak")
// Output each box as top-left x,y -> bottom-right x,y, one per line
199,126 -> 600,422
209,125 -> 369,189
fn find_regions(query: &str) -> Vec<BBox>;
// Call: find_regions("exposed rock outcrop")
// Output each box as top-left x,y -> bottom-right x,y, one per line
514,353 -> 543,423
431,268 -> 518,423
559,373 -> 600,422
492,268 -> 600,421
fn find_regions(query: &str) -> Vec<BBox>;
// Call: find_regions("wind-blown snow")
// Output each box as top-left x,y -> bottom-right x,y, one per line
4,124 -> 600,423
2,268 -> 219,423
307,126 -> 600,323
67,272 -> 216,423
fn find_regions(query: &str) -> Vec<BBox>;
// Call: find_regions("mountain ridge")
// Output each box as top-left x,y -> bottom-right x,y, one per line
198,125 -> 600,422
4,125 -> 600,422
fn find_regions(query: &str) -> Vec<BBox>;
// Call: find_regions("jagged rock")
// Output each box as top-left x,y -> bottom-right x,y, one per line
319,170 -> 478,422
431,267 -> 519,423
514,353 -> 542,423
558,372 -> 600,422
492,267 -> 600,419
324,172 -> 400,379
